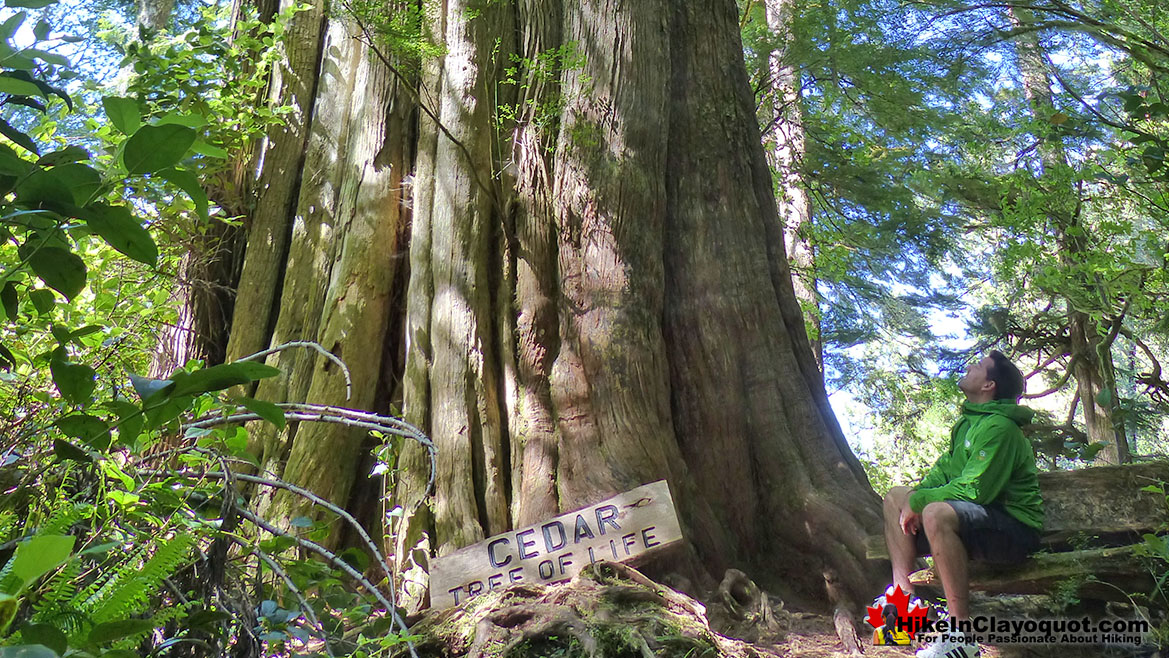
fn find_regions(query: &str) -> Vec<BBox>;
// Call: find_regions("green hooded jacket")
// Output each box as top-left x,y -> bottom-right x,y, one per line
908,399 -> 1044,530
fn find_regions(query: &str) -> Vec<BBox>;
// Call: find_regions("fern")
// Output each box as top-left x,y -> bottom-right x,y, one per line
0,511 -> 16,543
31,560 -> 81,621
74,542 -> 149,613
85,533 -> 195,625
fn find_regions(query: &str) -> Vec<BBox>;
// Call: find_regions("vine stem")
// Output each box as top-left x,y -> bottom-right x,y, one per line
237,341 -> 353,400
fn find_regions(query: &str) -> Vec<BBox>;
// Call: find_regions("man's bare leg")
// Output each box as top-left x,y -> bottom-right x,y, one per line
922,501 -> 969,620
883,486 -> 918,595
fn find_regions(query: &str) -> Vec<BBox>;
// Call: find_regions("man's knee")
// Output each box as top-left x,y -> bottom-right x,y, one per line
922,501 -> 958,535
883,486 -> 911,518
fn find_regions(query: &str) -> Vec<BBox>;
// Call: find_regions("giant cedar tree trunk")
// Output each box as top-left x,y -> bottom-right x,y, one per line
1009,8 -> 1129,464
227,0 -> 882,612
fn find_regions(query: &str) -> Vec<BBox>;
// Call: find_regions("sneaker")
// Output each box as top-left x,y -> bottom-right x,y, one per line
914,636 -> 980,658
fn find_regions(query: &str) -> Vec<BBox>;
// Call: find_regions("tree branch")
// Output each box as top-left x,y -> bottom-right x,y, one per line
233,506 -> 419,658
237,341 -> 352,401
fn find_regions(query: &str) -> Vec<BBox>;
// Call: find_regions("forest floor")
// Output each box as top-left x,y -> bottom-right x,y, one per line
402,563 -> 1163,657
772,610 -> 1158,658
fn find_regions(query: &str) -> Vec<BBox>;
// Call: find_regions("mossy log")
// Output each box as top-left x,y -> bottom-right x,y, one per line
863,462 -> 1168,598
866,461 -> 1169,561
907,545 -> 1154,598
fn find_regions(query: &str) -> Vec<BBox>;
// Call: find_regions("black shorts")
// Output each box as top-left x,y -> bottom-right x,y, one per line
914,500 -> 1041,565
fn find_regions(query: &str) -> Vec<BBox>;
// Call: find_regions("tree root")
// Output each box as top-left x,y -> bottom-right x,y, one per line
403,562 -> 784,658
707,568 -> 788,645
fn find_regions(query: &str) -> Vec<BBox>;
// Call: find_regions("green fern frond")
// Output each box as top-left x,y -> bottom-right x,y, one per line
86,533 -> 195,625
31,560 -> 81,620
0,511 -> 17,543
35,501 -> 85,537
75,542 -> 149,617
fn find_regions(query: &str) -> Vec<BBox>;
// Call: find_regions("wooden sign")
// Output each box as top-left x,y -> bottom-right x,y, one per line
429,480 -> 683,608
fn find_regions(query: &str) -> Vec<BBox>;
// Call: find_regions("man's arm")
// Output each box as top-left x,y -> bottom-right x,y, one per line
907,418 -> 1020,513
916,451 -> 951,491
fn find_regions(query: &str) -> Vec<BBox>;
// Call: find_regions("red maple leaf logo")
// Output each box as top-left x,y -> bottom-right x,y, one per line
865,585 -> 930,640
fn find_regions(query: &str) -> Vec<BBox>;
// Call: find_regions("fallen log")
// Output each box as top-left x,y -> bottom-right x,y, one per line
866,461 -> 1169,561
864,462 -> 1169,598
907,545 -> 1154,598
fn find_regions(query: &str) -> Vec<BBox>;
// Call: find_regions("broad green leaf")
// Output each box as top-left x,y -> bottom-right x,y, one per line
223,427 -> 248,453
48,163 -> 101,205
143,395 -> 192,430
36,146 -> 89,167
0,74 -> 44,98
50,323 -> 70,343
0,282 -> 15,320
0,594 -> 15,635
0,645 -> 59,658
189,140 -> 228,159
87,619 -> 155,646
7,534 -> 74,590
0,144 -> 32,175
15,168 -> 72,208
78,542 -> 120,556
238,396 -> 285,429
101,97 -> 140,135
0,52 -> 34,70
80,204 -> 157,266
52,438 -> 90,462
4,0 -> 57,7
0,118 -> 38,154
107,399 -> 144,446
128,373 -> 173,400
24,247 -> 86,300
0,12 -> 25,42
169,361 -> 281,397
154,112 -> 207,128
122,124 -> 195,174
1095,387 -> 1113,407
19,624 -> 66,655
28,289 -> 53,314
49,358 -> 94,404
158,167 -> 208,220
4,96 -> 44,112
23,49 -> 68,67
32,19 -> 48,40
56,414 -> 111,449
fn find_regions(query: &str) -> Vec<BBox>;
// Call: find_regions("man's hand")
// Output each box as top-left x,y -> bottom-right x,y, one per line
899,505 -> 921,535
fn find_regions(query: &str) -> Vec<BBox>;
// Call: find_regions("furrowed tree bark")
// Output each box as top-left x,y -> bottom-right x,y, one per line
222,0 -> 882,614
393,0 -> 882,612
1009,7 -> 1129,464
224,0 -> 415,542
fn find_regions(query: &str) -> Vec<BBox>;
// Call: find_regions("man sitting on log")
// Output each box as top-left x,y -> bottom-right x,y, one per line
883,351 -> 1045,658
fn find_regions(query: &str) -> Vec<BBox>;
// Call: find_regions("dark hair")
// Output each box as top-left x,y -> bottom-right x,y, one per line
986,350 -> 1025,401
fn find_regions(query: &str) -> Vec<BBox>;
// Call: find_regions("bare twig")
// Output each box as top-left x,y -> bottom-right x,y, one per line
229,536 -> 336,658
232,507 -> 419,658
237,341 -> 352,401
182,404 -> 437,502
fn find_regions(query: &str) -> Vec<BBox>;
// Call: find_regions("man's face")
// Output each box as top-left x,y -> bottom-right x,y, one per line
958,356 -> 996,398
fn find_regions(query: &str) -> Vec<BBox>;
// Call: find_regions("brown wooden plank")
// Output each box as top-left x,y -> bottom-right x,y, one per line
866,461 -> 1169,561
429,480 -> 683,609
